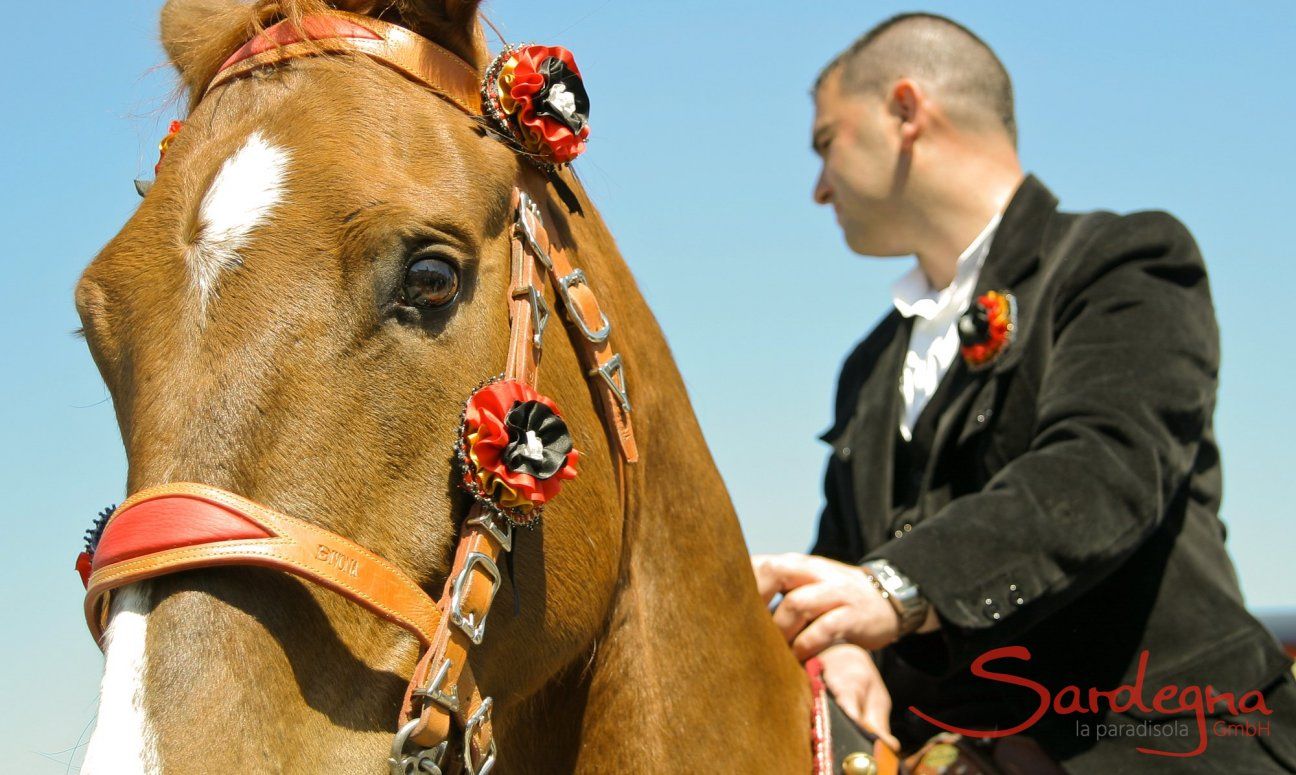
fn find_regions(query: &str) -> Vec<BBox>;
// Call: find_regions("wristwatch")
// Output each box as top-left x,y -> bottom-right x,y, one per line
862,559 -> 931,637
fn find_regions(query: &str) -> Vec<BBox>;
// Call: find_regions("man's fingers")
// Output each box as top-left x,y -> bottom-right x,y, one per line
826,681 -> 900,752
771,583 -> 841,643
820,650 -> 870,701
836,693 -> 866,728
751,553 -> 823,604
817,644 -> 901,750
862,683 -> 899,751
822,668 -> 867,728
750,554 -> 781,604
791,606 -> 854,661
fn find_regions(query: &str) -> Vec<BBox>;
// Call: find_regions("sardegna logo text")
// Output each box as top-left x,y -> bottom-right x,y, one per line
909,646 -> 1273,757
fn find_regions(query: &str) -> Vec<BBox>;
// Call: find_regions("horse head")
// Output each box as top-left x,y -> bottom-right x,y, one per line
74,1 -> 809,771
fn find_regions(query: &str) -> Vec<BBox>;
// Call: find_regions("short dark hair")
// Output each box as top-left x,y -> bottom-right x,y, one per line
816,13 -> 1017,146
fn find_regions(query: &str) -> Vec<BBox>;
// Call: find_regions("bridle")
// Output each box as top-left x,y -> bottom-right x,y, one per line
77,11 -> 638,774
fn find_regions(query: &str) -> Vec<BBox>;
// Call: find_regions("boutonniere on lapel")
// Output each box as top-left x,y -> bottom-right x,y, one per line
958,290 -> 1017,371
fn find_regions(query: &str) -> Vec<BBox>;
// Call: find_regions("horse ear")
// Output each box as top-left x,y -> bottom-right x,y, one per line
161,0 -> 250,96
383,1 -> 490,72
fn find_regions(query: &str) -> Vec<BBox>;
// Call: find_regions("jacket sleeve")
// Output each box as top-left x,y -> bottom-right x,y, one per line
868,210 -> 1219,676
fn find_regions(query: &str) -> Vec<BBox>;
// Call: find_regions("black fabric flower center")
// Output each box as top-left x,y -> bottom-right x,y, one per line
502,400 -> 573,479
535,57 -> 590,133
958,302 -> 992,346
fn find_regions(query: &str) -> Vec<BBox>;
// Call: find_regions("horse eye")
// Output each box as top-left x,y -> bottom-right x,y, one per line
402,256 -> 460,309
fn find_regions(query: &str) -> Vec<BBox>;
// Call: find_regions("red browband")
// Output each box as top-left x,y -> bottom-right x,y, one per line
204,10 -> 485,117
220,14 -> 382,70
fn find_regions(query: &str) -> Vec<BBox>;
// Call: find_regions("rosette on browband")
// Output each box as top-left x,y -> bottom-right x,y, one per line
483,44 -> 591,165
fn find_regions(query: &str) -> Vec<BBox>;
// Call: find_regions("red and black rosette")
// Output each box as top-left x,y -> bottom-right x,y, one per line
155,120 -> 184,174
456,379 -> 579,526
483,44 -> 590,165
958,290 -> 1017,370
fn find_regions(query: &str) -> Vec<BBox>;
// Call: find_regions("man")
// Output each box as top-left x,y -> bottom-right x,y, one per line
751,13 -> 1296,772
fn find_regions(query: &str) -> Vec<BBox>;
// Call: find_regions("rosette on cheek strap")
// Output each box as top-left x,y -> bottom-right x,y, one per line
484,44 -> 591,165
457,379 -> 579,526
155,120 -> 184,174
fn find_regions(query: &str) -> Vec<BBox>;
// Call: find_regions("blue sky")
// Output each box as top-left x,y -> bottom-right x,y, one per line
2,1 -> 1293,770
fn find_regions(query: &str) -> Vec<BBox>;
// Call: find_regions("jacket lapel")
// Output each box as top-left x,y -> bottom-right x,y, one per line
922,175 -> 1059,481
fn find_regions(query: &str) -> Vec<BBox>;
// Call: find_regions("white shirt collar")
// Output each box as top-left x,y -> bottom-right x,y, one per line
891,213 -> 1002,320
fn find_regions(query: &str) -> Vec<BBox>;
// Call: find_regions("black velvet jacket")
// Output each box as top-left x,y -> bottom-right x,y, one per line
810,176 -> 1293,761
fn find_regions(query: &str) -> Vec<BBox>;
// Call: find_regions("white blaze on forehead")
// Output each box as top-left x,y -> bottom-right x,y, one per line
187,131 -> 288,315
82,584 -> 159,774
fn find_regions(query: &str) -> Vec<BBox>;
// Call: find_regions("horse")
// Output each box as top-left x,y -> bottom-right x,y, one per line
73,1 -> 814,771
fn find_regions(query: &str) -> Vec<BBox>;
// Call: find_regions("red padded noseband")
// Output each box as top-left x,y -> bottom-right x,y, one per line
91,494 -> 271,569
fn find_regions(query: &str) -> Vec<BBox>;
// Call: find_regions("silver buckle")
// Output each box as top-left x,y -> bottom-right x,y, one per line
590,353 -> 632,413
462,698 -> 498,775
388,718 -> 448,775
515,192 -> 554,272
556,269 -> 611,343
449,552 -> 501,645
467,510 -> 514,553
411,657 -> 459,713
509,283 -> 549,350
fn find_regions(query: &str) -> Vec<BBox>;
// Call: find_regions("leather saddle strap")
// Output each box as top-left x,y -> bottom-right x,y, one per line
83,482 -> 443,647
205,11 -> 483,116
874,740 -> 902,775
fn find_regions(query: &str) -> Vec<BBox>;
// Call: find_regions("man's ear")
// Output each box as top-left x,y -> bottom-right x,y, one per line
889,78 -> 926,150
160,0 -> 249,97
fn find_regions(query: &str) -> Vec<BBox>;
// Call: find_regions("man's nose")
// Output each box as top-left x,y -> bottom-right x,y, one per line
813,171 -> 832,205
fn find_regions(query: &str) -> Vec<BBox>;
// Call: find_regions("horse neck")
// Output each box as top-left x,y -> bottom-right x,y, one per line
500,186 -> 811,770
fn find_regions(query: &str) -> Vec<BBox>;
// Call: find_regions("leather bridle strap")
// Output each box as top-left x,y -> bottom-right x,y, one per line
206,11 -> 483,115
80,188 -> 632,773
200,9 -> 638,466
83,482 -> 443,647
516,190 -> 638,463
396,184 -> 638,763
82,11 -> 641,775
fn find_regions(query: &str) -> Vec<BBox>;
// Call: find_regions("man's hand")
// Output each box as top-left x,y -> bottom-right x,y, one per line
751,552 -> 900,660
817,644 -> 901,751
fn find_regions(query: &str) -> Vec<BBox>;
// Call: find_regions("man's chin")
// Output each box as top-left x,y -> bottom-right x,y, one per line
843,230 -> 887,257
843,228 -> 909,258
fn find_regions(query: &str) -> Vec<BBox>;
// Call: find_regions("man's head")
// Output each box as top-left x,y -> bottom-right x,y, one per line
811,13 -> 1021,258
